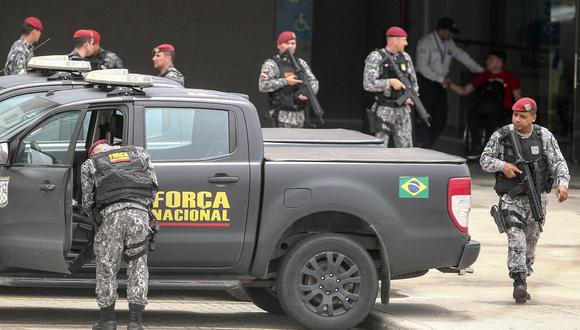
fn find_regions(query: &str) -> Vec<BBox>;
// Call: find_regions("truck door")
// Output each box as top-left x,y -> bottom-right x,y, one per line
134,103 -> 250,268
0,110 -> 83,274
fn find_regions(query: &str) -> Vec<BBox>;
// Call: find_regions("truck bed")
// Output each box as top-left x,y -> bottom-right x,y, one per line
262,128 -> 384,147
264,146 -> 465,164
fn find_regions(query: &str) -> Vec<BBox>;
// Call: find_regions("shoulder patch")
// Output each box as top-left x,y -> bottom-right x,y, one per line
108,152 -> 131,163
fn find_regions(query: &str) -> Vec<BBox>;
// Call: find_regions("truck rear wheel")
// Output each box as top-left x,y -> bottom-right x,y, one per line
245,286 -> 285,314
277,234 -> 378,330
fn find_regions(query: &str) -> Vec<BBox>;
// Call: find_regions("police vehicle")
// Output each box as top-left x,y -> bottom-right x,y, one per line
0,70 -> 479,330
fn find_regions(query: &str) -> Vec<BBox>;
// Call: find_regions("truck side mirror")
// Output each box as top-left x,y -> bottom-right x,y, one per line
0,142 -> 9,166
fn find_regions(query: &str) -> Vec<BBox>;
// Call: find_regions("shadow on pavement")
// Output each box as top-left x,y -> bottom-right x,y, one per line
0,287 -> 301,329
0,307 -> 300,329
374,302 -> 475,322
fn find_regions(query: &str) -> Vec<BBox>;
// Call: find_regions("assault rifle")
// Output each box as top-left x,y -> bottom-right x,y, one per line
507,127 -> 545,231
285,50 -> 325,125
383,52 -> 431,127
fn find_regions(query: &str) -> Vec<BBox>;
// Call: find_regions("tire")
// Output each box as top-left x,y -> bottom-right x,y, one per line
277,234 -> 378,330
245,286 -> 285,315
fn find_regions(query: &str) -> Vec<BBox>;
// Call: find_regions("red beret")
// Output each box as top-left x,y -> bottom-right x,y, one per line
277,31 -> 296,44
512,97 -> 537,112
153,44 -> 175,54
73,29 -> 94,39
24,17 -> 43,31
91,30 -> 101,44
386,26 -> 408,37
88,140 -> 111,156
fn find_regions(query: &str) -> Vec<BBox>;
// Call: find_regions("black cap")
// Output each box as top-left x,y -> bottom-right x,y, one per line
437,17 -> 459,33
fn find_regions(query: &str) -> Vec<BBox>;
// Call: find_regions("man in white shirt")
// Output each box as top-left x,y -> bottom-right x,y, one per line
416,17 -> 484,148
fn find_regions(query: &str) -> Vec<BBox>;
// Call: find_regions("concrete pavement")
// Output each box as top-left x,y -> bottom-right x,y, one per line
368,168 -> 580,329
0,288 -> 301,329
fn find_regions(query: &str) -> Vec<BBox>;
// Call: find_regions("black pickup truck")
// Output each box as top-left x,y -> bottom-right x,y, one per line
0,71 -> 479,329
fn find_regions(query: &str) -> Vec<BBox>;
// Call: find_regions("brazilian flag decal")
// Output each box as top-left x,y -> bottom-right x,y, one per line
399,177 -> 429,198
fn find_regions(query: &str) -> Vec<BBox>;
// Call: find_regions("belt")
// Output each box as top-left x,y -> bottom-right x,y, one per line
376,100 -> 400,107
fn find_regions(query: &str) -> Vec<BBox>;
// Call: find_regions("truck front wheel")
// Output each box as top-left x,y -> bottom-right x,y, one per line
277,234 -> 378,330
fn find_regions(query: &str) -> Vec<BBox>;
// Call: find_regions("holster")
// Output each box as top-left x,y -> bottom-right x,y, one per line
490,204 -> 507,233
148,211 -> 159,252
91,208 -> 103,226
366,104 -> 377,134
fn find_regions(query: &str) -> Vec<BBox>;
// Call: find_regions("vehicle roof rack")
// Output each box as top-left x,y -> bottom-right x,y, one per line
105,86 -> 146,97
46,71 -> 85,81
27,55 -> 91,72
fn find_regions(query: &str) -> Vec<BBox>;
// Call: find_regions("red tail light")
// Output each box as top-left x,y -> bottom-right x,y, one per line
448,177 -> 471,233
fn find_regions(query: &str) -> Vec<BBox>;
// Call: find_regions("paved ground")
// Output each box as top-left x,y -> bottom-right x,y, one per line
0,288 -> 301,329
369,164 -> 580,329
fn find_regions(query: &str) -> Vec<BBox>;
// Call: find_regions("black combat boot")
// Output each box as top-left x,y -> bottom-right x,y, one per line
127,303 -> 145,330
512,273 -> 528,303
93,304 -> 117,330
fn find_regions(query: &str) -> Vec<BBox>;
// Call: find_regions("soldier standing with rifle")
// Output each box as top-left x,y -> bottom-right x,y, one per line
258,31 -> 320,128
363,26 -> 423,148
481,97 -> 569,304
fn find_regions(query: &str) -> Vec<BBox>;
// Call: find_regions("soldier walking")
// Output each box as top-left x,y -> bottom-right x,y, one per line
82,140 -> 158,330
3,17 -> 44,75
152,44 -> 184,86
88,30 -> 124,70
258,31 -> 319,128
480,97 -> 569,303
363,26 -> 418,147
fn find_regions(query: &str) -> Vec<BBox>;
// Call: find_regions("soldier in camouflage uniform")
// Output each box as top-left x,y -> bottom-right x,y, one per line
363,26 -> 418,148
480,97 -> 569,303
152,44 -> 184,86
87,30 -> 124,70
3,17 -> 43,75
68,29 -> 98,61
258,31 -> 319,128
82,140 -> 158,330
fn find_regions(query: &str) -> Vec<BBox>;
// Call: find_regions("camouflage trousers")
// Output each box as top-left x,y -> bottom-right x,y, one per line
500,193 -> 548,278
94,208 -> 150,308
374,104 -> 412,148
276,109 -> 305,128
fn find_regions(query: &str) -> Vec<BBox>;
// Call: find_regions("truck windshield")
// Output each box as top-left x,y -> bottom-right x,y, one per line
0,95 -> 58,139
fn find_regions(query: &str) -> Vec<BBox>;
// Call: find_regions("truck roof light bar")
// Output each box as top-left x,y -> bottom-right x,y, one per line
85,69 -> 153,88
27,55 -> 92,72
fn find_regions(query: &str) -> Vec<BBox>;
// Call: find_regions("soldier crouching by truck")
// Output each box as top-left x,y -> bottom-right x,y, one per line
480,97 -> 569,303
258,31 -> 319,128
81,140 -> 158,330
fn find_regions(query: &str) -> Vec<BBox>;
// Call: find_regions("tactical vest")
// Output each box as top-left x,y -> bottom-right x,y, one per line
268,55 -> 304,111
476,80 -> 504,104
92,146 -> 157,208
87,50 -> 110,70
494,125 -> 552,195
376,49 -> 410,106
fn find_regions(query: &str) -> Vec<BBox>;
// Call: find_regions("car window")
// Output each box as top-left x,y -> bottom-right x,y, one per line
145,107 -> 230,160
0,95 -> 58,139
15,111 -> 81,165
